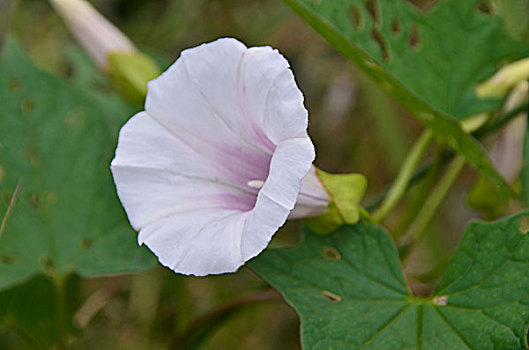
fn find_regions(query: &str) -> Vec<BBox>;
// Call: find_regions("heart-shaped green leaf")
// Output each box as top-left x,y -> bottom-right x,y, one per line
251,213 -> 529,349
0,38 -> 155,292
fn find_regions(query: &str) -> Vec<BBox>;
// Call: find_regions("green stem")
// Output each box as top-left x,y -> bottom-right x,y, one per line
372,129 -> 434,223
474,101 -> 529,138
521,84 -> 529,206
400,154 -> 466,256
52,274 -> 67,350
364,158 -> 446,211
392,144 -> 445,240
365,102 -> 529,213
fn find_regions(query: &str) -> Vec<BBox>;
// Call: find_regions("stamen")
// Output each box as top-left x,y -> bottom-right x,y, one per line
247,179 -> 265,189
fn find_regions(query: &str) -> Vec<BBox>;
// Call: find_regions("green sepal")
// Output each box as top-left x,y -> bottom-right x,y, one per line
107,51 -> 161,105
304,169 -> 367,234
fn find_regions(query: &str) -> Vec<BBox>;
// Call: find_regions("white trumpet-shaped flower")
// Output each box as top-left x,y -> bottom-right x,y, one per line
111,38 -> 329,276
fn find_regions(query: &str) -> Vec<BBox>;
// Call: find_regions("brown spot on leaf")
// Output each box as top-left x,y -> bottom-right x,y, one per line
371,28 -> 390,61
81,238 -> 91,250
28,193 -> 40,209
324,247 -> 341,260
350,5 -> 364,30
8,78 -> 21,93
408,24 -> 421,49
365,0 -> 380,25
408,0 -> 437,12
22,99 -> 35,114
0,255 -> 17,265
391,18 -> 402,34
40,256 -> 55,271
476,0 -> 495,14
519,216 -> 529,234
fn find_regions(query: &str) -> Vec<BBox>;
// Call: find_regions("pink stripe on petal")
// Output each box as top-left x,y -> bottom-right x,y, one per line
215,193 -> 257,212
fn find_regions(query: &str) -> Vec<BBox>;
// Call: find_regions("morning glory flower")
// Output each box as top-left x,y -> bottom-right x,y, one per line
111,38 -> 329,276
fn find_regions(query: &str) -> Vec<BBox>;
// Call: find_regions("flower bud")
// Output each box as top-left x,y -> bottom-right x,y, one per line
476,58 -> 529,98
50,0 -> 136,69
490,81 -> 529,183
50,0 -> 160,103
467,81 -> 528,218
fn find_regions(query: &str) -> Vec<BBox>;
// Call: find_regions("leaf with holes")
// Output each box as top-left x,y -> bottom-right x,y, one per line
285,0 -> 529,196
286,0 -> 528,118
251,213 -> 529,349
0,38 -> 155,292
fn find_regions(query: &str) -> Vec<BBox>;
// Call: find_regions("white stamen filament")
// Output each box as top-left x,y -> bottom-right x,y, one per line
247,179 -> 265,189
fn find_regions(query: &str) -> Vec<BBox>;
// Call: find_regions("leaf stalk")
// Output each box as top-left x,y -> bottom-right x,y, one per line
372,129 -> 434,223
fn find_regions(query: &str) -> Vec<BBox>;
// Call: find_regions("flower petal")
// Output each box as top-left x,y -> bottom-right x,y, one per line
242,137 -> 315,260
111,111 -> 256,230
144,39 -> 273,189
138,209 -> 248,276
241,47 -> 310,144
145,38 -> 261,151
290,166 -> 329,219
